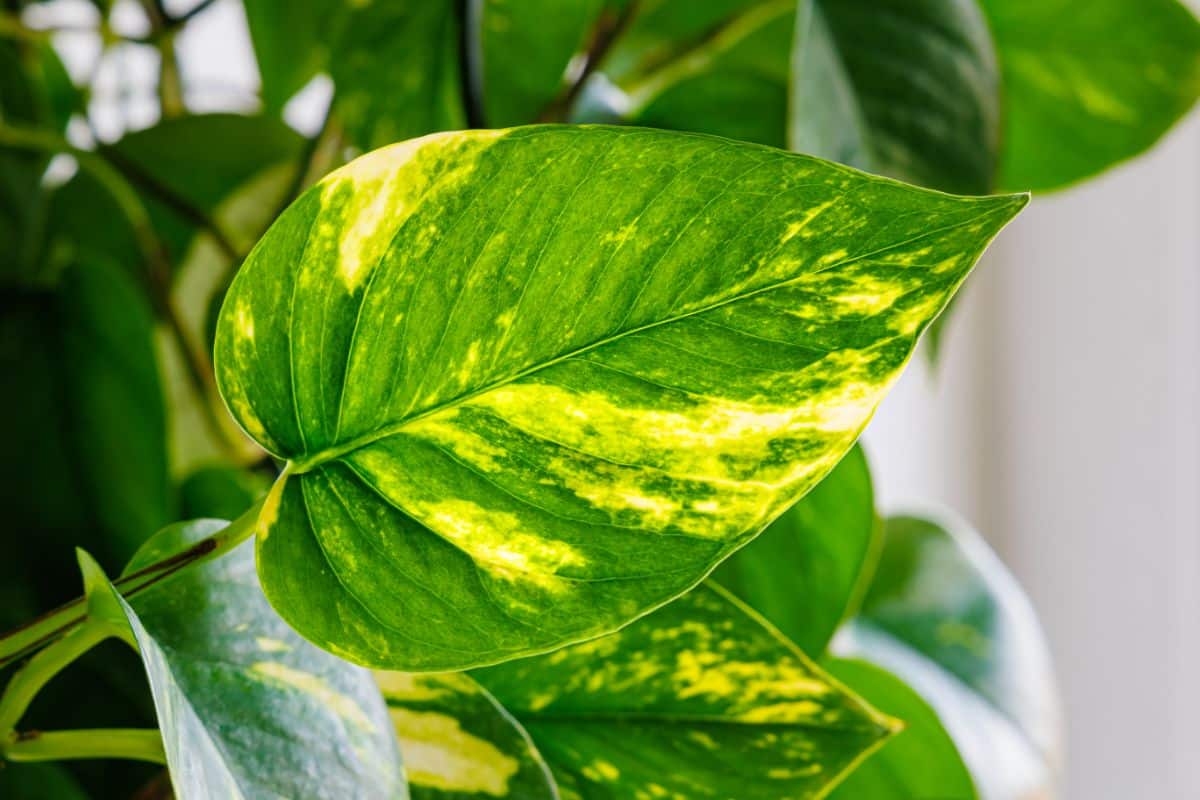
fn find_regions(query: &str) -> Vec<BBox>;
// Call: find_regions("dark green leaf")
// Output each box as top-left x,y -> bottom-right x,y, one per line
101,114 -> 304,264
377,672 -> 557,799
825,657 -> 976,800
474,583 -> 896,799
0,762 -> 90,800
838,510 -> 1062,798
216,125 -> 1024,670
714,444 -> 878,656
793,0 -> 1000,195
0,260 -> 171,574
242,0 -> 340,110
76,523 -> 406,799
479,0 -> 604,125
332,3 -> 465,151
981,0 -> 1200,191
179,465 -> 271,520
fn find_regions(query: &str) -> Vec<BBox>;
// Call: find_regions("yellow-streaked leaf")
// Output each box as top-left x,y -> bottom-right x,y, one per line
473,583 -> 897,799
215,124 -> 1025,670
377,672 -> 557,799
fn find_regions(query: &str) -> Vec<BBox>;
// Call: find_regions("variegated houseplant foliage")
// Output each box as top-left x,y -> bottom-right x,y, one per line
0,0 -> 1196,798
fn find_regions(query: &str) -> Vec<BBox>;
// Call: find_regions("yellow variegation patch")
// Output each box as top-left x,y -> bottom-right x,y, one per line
216,124 -> 1025,670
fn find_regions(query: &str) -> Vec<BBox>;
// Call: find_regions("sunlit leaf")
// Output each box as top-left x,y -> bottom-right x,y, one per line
377,672 -> 557,799
74,525 -> 407,799
215,124 -> 1024,670
836,510 -> 1062,799
825,657 -> 977,800
714,444 -> 878,656
473,583 -> 896,799
981,0 -> 1200,191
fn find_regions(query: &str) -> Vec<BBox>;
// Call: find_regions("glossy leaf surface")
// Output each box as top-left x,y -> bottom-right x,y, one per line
474,583 -> 895,799
714,444 -> 878,656
377,672 -> 557,799
982,0 -> 1200,191
216,125 -> 1023,670
837,510 -> 1061,799
825,658 -> 976,800
78,525 -> 406,799
793,0 -> 1000,195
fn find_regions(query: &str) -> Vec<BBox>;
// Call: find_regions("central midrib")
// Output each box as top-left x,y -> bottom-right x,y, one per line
286,200 -> 1012,475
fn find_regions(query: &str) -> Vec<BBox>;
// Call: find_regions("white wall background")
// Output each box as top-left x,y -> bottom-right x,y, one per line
868,97 -> 1200,800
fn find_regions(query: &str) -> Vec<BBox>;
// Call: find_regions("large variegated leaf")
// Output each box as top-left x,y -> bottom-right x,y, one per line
215,124 -> 1025,670
835,509 -> 1062,799
473,583 -> 895,799
981,0 -> 1200,191
77,524 -> 406,799
377,672 -> 558,799
825,658 -> 976,800
714,444 -> 878,656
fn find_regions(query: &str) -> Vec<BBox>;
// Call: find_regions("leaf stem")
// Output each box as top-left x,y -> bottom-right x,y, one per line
3,729 -> 167,765
0,500 -> 264,670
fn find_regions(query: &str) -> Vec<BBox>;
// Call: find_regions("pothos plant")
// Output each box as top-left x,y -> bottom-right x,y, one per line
0,0 -> 1197,798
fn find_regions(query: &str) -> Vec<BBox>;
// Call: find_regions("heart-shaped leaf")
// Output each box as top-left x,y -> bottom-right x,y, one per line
836,509 -> 1062,799
215,124 -> 1025,669
714,443 -> 878,656
473,583 -> 896,799
78,523 -> 406,799
377,672 -> 558,799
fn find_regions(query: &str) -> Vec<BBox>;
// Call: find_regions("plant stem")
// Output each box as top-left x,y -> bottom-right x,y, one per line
455,0 -> 486,127
0,623 -> 110,736
0,122 -> 243,460
0,500 -> 264,670
4,729 -> 167,765
536,0 -> 641,123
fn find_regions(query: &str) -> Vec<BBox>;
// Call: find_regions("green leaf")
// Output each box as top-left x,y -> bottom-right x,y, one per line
101,114 -> 304,264
376,672 -> 558,799
242,0 -> 340,110
0,260 -> 171,573
479,0 -> 604,125
179,465 -> 271,520
824,658 -> 976,800
792,0 -> 1000,195
837,510 -> 1062,798
332,3 -> 465,151
713,444 -> 878,656
473,583 -> 896,799
981,0 -> 1200,191
215,124 -> 1025,670
597,0 -> 999,195
76,524 -> 407,799
603,0 -> 796,148
0,762 -> 89,800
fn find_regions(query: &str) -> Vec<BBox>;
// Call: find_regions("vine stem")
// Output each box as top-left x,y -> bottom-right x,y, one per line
4,729 -> 167,765
0,122 -> 245,460
0,500 -> 264,670
536,0 -> 640,123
